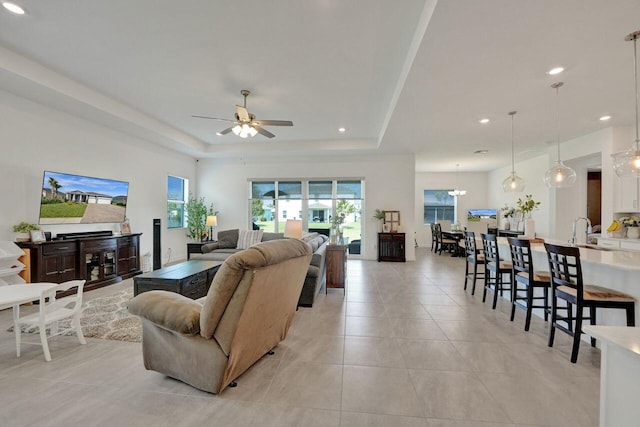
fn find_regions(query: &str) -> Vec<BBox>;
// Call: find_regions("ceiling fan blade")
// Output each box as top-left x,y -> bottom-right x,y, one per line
217,126 -> 234,135
192,115 -> 235,122
253,120 -> 293,126
235,105 -> 250,122
253,125 -> 275,138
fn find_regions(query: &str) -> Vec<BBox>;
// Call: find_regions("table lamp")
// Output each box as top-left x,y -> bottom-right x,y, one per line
206,215 -> 217,241
284,219 -> 303,239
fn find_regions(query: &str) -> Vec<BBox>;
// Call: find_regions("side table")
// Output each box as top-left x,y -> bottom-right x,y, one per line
326,244 -> 347,294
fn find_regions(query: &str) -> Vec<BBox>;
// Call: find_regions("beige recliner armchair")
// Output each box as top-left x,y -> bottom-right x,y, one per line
128,239 -> 312,394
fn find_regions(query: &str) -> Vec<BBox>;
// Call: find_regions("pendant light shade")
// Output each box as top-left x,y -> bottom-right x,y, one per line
612,30 -> 640,178
544,82 -> 577,188
502,111 -> 525,192
448,164 -> 467,196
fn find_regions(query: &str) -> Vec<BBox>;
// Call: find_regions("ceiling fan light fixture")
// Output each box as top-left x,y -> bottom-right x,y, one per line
232,125 -> 242,136
612,30 -> 640,178
503,111 -> 525,193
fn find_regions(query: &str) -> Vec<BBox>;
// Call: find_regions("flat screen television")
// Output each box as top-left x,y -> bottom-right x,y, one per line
467,208 -> 497,222
39,171 -> 129,225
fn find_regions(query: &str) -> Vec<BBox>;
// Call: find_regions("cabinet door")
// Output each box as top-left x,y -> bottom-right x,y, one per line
615,176 -> 639,212
42,253 -> 77,282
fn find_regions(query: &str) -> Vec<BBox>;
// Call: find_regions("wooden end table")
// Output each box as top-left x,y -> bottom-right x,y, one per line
326,244 -> 347,294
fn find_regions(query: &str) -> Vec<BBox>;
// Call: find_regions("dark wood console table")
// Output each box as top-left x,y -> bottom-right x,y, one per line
133,260 -> 222,299
18,233 -> 142,295
378,232 -> 406,262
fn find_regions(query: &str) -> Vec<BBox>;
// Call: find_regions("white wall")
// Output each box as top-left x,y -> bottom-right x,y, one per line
197,154 -> 416,261
414,171 -> 489,246
0,90 -> 196,262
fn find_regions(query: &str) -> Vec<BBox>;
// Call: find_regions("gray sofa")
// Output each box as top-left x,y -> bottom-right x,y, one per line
190,229 -> 329,307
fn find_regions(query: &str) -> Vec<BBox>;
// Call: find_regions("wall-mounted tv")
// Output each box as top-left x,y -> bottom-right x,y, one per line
39,171 -> 129,225
467,208 -> 497,222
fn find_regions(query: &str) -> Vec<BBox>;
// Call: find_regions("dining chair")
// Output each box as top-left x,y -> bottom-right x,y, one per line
544,243 -> 635,363
430,223 -> 439,252
463,231 -> 485,295
481,233 -> 512,309
14,280 -> 86,362
435,223 -> 457,255
508,238 -> 550,331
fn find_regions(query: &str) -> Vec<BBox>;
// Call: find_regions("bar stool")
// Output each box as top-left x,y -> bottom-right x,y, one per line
435,223 -> 457,255
508,237 -> 550,331
481,233 -> 512,309
463,231 -> 484,295
544,243 -> 636,363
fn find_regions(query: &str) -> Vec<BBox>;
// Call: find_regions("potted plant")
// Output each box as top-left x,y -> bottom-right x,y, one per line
516,195 -> 540,238
373,209 -> 386,232
184,195 -> 209,241
12,221 -> 40,242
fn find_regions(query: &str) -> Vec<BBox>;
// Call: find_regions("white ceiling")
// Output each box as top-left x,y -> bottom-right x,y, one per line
1,0 -> 639,172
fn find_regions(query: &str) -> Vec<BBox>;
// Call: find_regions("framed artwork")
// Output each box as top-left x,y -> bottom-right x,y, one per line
30,230 -> 46,243
121,222 -> 131,234
383,210 -> 401,233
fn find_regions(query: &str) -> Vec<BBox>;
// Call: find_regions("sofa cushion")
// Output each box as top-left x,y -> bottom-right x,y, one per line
217,229 -> 239,249
236,230 -> 264,249
262,232 -> 284,242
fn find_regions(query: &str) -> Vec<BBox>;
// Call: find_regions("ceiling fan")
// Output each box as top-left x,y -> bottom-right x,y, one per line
193,89 -> 293,139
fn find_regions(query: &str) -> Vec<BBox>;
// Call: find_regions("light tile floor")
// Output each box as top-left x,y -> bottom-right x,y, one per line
0,247 -> 601,426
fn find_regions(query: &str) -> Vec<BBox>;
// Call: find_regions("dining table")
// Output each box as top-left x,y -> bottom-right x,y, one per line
0,283 -> 58,310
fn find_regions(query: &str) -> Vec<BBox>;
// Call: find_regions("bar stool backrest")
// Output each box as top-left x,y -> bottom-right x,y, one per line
464,231 -> 478,258
508,237 -> 534,276
544,243 -> 583,304
481,233 -> 500,265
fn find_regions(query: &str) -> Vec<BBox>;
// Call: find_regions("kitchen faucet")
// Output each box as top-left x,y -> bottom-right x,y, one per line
571,217 -> 592,246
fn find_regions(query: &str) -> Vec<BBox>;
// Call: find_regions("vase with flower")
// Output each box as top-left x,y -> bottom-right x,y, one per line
621,215 -> 640,239
501,205 -> 516,230
516,195 -> 540,238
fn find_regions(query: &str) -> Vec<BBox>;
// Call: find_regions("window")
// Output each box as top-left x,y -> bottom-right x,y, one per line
167,175 -> 188,228
424,190 -> 454,224
249,179 -> 364,252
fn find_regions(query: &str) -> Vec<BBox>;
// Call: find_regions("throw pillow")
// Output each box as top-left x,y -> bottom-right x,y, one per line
236,229 -> 264,249
217,229 -> 239,249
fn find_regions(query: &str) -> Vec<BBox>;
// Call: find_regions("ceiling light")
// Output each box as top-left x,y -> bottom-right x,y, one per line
215,132 -> 223,136
599,115 -> 612,121
479,118 -> 490,124
612,30 -> 640,178
448,164 -> 467,197
545,82 -> 577,188
2,2 -> 24,14
548,67 -> 564,75
474,149 -> 489,155
338,127 -> 346,133
502,111 -> 525,192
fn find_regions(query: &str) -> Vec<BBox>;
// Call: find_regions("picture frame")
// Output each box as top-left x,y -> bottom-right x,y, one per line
121,222 -> 131,234
30,230 -> 46,243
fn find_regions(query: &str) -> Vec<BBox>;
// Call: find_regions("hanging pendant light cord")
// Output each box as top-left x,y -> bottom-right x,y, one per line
555,86 -> 561,161
510,112 -> 515,175
634,34 -> 639,150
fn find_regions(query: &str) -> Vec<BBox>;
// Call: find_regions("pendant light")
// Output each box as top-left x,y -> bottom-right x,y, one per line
448,164 -> 467,196
544,82 -> 577,187
612,30 -> 640,178
502,111 -> 525,192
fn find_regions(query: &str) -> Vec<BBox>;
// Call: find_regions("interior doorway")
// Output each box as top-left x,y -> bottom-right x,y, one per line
587,170 -> 602,229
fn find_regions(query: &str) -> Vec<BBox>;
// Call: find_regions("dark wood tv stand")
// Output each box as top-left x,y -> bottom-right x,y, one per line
18,233 -> 142,295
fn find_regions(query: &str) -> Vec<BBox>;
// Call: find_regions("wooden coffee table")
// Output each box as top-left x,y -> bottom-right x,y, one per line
133,260 -> 223,299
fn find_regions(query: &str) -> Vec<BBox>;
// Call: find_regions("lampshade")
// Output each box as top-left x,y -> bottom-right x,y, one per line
206,215 -> 217,227
545,82 -> 576,188
284,219 -> 303,239
502,111 -> 525,192
448,164 -> 467,196
612,30 -> 640,178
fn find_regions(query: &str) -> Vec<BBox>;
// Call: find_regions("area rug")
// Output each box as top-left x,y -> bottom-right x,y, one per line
9,289 -> 142,343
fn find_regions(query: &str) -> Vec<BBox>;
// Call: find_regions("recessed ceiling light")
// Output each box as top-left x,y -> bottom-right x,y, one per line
599,115 -> 612,121
338,127 -> 346,133
547,67 -> 564,75
2,2 -> 25,14
479,118 -> 490,124
474,149 -> 489,155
